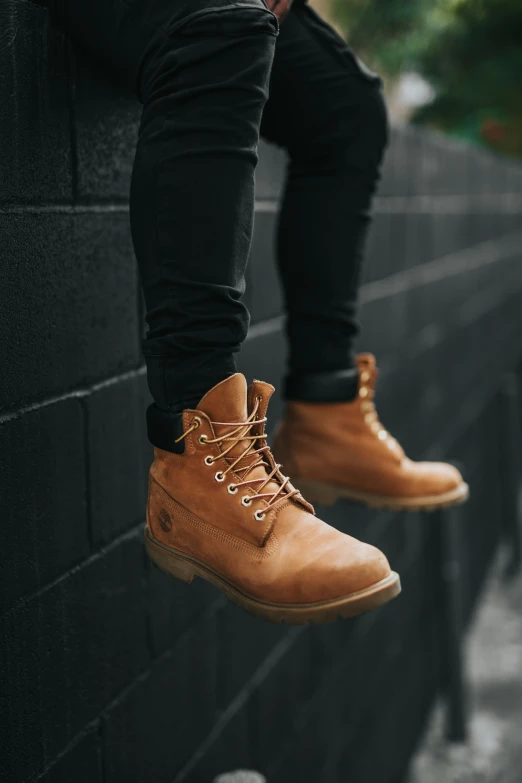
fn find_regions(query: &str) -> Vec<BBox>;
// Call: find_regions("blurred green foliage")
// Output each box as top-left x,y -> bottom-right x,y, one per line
332,0 -> 522,156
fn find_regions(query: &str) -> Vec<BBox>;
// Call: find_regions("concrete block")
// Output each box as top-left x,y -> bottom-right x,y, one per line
86,372 -> 149,544
0,212 -> 140,412
1,532 -> 149,781
38,727 -> 103,783
0,398 -> 89,610
74,52 -> 139,202
104,611 -> 218,783
249,211 -> 283,324
0,2 -> 72,204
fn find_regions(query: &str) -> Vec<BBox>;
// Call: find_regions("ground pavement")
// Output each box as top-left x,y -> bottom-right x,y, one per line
407,557 -> 522,783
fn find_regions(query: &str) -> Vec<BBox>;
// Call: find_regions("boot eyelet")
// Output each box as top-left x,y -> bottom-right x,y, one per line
204,456 -> 214,466
361,371 -> 370,383
227,484 -> 238,494
193,416 -> 201,428
198,434 -> 208,444
215,471 -> 225,482
359,386 -> 368,399
364,413 -> 373,424
254,509 -> 266,521
378,430 -> 387,441
241,496 -> 252,507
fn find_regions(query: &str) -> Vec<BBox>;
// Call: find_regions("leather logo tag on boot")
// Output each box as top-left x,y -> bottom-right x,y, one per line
159,508 -> 172,532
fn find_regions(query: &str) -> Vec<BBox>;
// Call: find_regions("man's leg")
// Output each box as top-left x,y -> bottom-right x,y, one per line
130,5 -> 280,414
261,1 -> 386,399
51,0 -> 278,412
49,0 -> 400,621
268,4 -> 468,511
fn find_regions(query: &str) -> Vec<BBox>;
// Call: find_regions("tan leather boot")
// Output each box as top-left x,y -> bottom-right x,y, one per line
273,354 -> 469,512
145,373 -> 400,624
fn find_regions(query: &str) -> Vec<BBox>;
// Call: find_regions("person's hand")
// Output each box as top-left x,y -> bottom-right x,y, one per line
265,0 -> 294,22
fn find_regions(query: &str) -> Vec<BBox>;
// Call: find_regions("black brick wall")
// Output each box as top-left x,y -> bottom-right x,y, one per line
2,3 -> 522,783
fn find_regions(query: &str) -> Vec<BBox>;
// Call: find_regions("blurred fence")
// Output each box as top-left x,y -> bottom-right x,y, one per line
2,3 -> 522,783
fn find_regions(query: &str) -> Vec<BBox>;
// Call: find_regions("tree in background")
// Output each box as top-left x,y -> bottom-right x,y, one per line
332,0 -> 522,157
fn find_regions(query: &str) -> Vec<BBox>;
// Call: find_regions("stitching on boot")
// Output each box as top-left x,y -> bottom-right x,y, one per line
182,410 -> 197,455
151,476 -> 279,558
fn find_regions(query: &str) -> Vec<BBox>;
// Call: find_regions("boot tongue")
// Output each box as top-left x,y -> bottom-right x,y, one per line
197,373 -> 251,460
197,373 -> 248,426
197,374 -> 282,498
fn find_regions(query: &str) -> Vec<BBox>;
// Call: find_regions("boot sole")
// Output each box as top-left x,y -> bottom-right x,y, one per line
144,528 -> 401,625
293,477 -> 469,512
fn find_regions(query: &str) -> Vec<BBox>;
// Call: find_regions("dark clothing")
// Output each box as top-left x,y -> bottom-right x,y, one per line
48,0 -> 388,413
261,4 -> 387,384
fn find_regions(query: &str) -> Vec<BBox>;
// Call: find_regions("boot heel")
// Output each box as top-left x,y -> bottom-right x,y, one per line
294,477 -> 339,507
144,530 -> 198,584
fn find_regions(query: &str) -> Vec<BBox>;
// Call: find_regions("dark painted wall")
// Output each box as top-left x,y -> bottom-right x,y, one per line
2,3 -> 522,782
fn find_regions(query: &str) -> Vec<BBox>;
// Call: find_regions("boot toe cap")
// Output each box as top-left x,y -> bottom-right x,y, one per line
327,538 -> 392,598
417,460 -> 465,496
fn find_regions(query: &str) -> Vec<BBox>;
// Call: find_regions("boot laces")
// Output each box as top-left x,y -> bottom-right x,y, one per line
359,377 -> 400,452
177,398 -> 299,518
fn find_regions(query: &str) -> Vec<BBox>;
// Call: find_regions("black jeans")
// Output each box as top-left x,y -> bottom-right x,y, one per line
48,0 -> 388,412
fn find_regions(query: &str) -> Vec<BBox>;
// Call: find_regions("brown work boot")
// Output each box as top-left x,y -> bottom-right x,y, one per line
145,373 -> 400,624
273,354 -> 469,512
